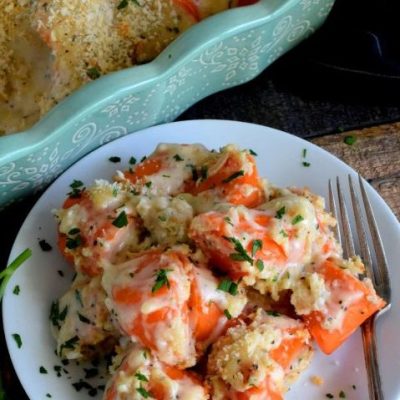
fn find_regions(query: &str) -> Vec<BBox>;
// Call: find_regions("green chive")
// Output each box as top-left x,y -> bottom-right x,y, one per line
0,248 -> 31,301
218,279 -> 238,295
136,387 -> 151,398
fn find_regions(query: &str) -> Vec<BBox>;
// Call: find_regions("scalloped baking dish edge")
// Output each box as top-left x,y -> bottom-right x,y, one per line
0,0 -> 335,209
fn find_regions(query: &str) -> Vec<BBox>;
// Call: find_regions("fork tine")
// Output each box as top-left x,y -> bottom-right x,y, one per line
336,177 -> 356,258
328,179 -> 341,244
348,175 -> 375,284
358,175 -> 391,300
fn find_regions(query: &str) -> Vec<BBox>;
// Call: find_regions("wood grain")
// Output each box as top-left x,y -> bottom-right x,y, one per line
311,122 -> 400,220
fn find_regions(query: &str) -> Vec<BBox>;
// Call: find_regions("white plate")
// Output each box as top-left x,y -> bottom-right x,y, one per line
3,120 -> 400,400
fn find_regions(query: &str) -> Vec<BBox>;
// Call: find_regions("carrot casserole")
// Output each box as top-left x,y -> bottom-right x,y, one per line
0,0 -> 245,135
52,143 -> 385,399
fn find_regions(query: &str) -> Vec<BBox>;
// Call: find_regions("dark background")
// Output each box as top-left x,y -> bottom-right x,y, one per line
2,0 -> 400,397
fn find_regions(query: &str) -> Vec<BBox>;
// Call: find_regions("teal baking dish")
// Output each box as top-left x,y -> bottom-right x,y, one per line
0,0 -> 334,209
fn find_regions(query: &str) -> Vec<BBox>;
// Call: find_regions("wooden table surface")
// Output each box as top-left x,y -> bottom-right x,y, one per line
311,122 -> 400,220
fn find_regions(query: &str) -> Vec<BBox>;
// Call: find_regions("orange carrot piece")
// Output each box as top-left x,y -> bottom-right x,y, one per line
304,260 -> 386,354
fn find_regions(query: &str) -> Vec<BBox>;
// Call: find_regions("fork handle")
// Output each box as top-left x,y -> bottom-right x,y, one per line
361,316 -> 385,400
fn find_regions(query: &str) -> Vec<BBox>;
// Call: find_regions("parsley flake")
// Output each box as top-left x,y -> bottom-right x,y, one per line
173,154 -> 183,161
129,156 -> 137,165
136,386 -> 151,398
87,67 -> 100,80
78,313 -> 91,324
39,366 -> 48,374
344,135 -> 356,145
12,333 -> 22,348
109,156 -> 121,163
249,149 -> 257,156
339,390 -> 346,398
222,170 -> 244,183
152,269 -> 172,293
13,285 -> 20,295
292,215 -> 304,225
255,259 -> 264,272
39,239 -> 52,251
224,236 -> 253,265
218,278 -> 238,295
66,235 -> 82,249
267,310 -> 280,317
68,180 -> 85,198
302,161 -> 311,167
251,239 -> 262,257
145,181 -> 152,188
224,216 -> 234,226
135,372 -> 149,382
326,394 -> 334,399
302,148 -> 307,158
223,309 -> 232,319
112,211 -> 128,228
275,206 -> 285,219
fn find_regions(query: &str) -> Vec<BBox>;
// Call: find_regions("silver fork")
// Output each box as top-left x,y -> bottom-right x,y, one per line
328,175 -> 392,400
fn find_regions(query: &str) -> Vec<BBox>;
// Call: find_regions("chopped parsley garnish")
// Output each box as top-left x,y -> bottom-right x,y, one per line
187,164 -> 198,181
158,215 -> 167,222
135,372 -> 149,382
280,229 -> 288,237
13,285 -> 20,295
109,156 -> 121,163
72,380 -> 98,397
223,309 -> 232,320
57,270 -> 64,277
152,269 -> 172,293
267,310 -> 280,317
339,390 -> 346,398
49,301 -> 68,329
251,239 -> 262,257
59,336 -> 79,355
75,290 -> 83,307
326,394 -> 334,399
136,386 -> 151,398
12,333 -> 22,348
218,278 -> 238,295
173,154 -> 183,161
352,385 -> 356,390
117,0 -> 140,9
39,366 -> 48,374
66,235 -> 82,249
129,156 -> 137,165
140,156 -> 147,162
78,313 -> 91,324
87,67 -> 101,80
39,239 -> 52,251
255,259 -> 264,272
302,148 -> 307,158
224,216 -> 233,226
84,368 -> 99,379
0,248 -> 31,301
249,149 -> 257,156
302,161 -> 311,167
46,394 -> 52,398
145,181 -> 152,188
224,236 -> 253,265
68,227 -> 80,235
112,211 -> 128,228
344,135 -> 356,145
222,170 -> 244,184
68,180 -> 85,198
275,206 -> 285,219
200,165 -> 208,180
292,215 -> 304,225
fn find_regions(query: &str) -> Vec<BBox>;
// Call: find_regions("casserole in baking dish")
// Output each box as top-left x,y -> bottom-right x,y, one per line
0,0 -> 335,209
